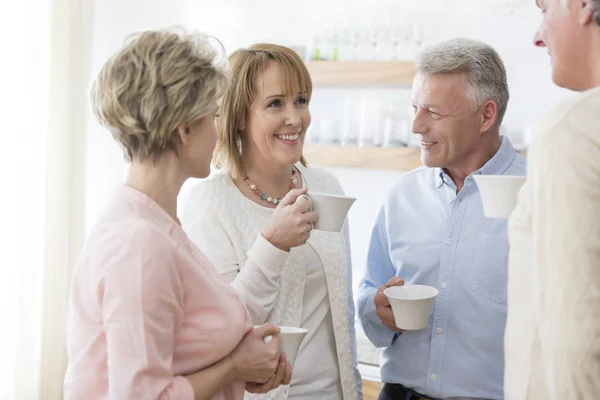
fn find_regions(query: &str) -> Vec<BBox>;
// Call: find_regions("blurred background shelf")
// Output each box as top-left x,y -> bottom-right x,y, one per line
305,61 -> 416,86
305,144 -> 527,171
304,144 -> 422,170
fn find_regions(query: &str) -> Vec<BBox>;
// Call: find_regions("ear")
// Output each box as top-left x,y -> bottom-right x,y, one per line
579,0 -> 594,24
479,100 -> 498,133
177,124 -> 191,146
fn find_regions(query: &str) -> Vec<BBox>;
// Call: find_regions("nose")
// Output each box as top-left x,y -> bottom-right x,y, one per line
411,109 -> 429,136
533,30 -> 546,47
284,104 -> 301,127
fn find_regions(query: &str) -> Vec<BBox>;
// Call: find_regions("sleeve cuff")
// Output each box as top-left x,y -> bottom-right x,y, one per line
247,234 -> 289,275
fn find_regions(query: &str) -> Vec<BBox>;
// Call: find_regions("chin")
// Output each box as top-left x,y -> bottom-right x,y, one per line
552,66 -> 583,91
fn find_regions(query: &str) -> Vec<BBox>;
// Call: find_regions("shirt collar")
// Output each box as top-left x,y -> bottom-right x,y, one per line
434,135 -> 516,189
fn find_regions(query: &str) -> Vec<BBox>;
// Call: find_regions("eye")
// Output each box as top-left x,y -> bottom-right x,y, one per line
411,105 -> 418,114
428,110 -> 442,120
268,99 -> 282,108
296,96 -> 308,105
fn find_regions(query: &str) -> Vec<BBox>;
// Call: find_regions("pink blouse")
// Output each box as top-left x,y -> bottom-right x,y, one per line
64,185 -> 252,400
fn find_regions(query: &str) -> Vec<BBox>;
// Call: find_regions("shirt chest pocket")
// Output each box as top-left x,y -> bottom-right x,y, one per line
471,232 -> 509,304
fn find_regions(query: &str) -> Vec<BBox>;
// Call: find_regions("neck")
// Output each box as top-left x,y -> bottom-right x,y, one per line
445,133 -> 502,193
581,32 -> 600,90
125,153 -> 186,221
243,158 -> 296,199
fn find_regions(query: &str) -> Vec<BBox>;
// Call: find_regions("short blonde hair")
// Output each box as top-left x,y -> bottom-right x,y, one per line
91,28 -> 228,162
213,43 -> 312,178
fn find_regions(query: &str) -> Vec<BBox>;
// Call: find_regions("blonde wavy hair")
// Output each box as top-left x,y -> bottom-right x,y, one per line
91,28 -> 228,162
212,43 -> 312,179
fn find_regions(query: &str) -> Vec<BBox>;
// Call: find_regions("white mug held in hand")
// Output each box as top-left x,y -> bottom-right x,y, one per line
384,285 -> 439,331
303,192 -> 357,232
260,326 -> 308,368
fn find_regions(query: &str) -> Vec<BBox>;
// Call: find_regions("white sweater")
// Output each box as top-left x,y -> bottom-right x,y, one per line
505,86 -> 600,399
181,164 -> 362,400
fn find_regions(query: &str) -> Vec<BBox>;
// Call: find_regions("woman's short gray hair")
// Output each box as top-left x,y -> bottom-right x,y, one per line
416,38 -> 509,127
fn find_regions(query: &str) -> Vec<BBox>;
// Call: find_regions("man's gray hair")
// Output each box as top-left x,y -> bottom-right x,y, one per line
416,38 -> 509,127
553,0 -> 600,26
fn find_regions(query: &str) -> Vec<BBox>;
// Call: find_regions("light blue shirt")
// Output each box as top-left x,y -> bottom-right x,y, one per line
357,137 -> 526,400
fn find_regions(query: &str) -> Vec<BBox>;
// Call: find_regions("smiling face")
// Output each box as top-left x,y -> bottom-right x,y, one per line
411,72 -> 492,170
533,0 -> 597,90
243,61 -> 311,169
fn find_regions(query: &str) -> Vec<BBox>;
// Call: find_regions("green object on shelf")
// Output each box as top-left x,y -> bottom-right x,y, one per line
312,48 -> 321,61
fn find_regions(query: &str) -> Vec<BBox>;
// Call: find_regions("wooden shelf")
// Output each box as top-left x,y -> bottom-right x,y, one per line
304,144 -> 422,171
305,61 -> 416,86
304,144 -> 528,171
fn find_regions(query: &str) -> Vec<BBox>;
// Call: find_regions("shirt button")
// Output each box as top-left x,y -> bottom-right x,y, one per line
448,197 -> 454,203
446,238 -> 453,245
441,282 -> 448,289
431,373 -> 437,381
437,327 -> 443,334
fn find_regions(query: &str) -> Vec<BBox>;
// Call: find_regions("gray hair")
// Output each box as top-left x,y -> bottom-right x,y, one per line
416,38 -> 509,127
548,0 -> 600,26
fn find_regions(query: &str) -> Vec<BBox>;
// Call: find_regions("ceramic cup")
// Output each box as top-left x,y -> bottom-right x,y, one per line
473,175 -> 526,219
300,192 -> 357,232
384,285 -> 439,331
259,326 -> 309,368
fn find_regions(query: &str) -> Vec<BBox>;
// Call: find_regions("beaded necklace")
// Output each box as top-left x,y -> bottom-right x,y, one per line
242,168 -> 297,206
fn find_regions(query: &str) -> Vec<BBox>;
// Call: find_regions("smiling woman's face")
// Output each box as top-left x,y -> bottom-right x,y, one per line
243,61 -> 311,170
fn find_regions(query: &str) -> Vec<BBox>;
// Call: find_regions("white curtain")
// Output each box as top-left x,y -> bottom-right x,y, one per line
0,0 -> 93,398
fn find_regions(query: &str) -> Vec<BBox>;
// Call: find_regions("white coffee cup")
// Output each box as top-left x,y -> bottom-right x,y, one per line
302,192 -> 357,232
473,175 -> 526,219
384,285 -> 439,331
259,326 -> 308,368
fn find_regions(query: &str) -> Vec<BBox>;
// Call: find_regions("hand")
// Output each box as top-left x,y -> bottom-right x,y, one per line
230,324 -> 281,383
246,352 -> 293,393
374,277 -> 406,333
262,188 -> 318,252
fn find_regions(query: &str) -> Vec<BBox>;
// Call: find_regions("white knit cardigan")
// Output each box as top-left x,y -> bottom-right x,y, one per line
181,164 -> 362,400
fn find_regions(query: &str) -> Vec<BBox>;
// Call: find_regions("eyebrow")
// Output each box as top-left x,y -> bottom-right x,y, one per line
264,92 -> 305,100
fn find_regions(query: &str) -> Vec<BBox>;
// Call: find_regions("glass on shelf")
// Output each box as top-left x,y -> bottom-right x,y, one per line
319,118 -> 341,145
341,96 -> 359,146
352,27 -> 373,61
337,28 -> 355,62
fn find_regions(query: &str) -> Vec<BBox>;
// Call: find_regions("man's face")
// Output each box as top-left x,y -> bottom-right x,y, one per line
534,0 -> 595,90
411,73 -> 489,170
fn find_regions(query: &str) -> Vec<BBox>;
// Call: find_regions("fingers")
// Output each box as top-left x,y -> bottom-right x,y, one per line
282,354 -> 292,384
292,194 -> 312,213
254,323 -> 281,338
278,188 -> 308,207
271,356 -> 287,389
302,211 -> 318,224
374,288 -> 390,307
385,277 -> 405,288
376,304 -> 395,325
